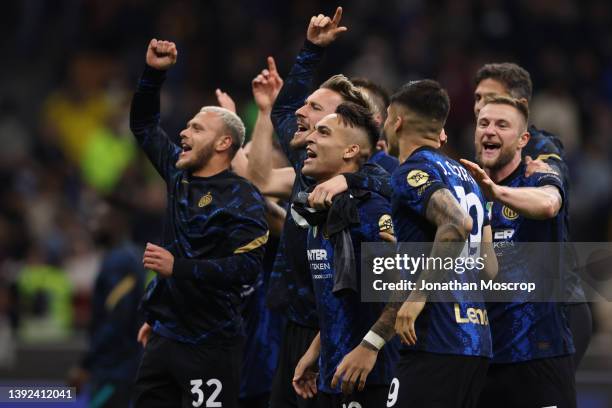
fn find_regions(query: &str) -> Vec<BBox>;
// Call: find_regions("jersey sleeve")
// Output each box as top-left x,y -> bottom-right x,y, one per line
173,183 -> 270,288
530,170 -> 566,207
271,40 -> 325,169
524,127 -> 570,188
130,65 -> 181,181
343,162 -> 393,199
356,194 -> 394,243
392,157 -> 446,218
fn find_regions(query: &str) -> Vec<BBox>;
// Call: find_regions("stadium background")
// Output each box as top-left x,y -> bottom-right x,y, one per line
0,0 -> 611,406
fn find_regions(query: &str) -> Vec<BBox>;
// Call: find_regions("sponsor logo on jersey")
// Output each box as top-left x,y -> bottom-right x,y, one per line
378,214 -> 394,235
494,229 -> 515,240
198,192 -> 213,207
502,205 -> 519,220
454,303 -> 489,325
407,170 -> 429,187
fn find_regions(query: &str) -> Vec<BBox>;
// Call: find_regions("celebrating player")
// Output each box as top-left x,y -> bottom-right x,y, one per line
351,77 -> 399,173
266,8 -> 393,408
384,80 -> 497,408
461,96 -> 576,408
291,102 -> 399,406
473,63 -> 591,368
130,39 -> 269,408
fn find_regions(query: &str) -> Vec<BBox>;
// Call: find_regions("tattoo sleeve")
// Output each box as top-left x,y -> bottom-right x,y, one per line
417,188 -> 472,296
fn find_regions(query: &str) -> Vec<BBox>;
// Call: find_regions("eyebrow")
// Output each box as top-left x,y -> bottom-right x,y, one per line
316,125 -> 331,133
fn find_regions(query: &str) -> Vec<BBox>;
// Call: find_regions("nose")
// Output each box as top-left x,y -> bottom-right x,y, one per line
305,132 -> 315,145
180,127 -> 189,139
295,104 -> 307,118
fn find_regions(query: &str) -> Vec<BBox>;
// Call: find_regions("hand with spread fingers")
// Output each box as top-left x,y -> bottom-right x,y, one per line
146,39 -> 178,70
460,158 -> 500,201
331,345 -> 378,395
252,56 -> 284,114
143,243 -> 174,278
307,6 -> 348,47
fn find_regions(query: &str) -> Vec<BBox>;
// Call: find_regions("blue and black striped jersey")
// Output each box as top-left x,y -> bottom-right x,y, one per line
130,66 -> 269,345
267,40 -> 392,328
391,146 -> 492,358
487,163 -> 575,363
306,192 -> 399,394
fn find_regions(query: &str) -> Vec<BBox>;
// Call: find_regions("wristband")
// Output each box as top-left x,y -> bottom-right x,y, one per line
363,330 -> 385,351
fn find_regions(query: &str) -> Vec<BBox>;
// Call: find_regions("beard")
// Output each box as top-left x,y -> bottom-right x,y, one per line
477,144 -> 515,171
176,142 -> 215,172
384,129 -> 399,158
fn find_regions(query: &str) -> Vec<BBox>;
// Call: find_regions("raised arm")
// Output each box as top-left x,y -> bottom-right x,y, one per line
246,56 -> 294,195
129,39 -> 181,181
461,159 -> 562,220
271,7 -> 347,168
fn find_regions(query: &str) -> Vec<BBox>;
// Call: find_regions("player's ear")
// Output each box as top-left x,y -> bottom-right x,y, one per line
343,144 -> 360,160
394,115 -> 403,132
215,134 -> 233,152
518,129 -> 530,149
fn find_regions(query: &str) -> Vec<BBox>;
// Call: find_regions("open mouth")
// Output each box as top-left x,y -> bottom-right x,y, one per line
181,142 -> 193,153
296,118 -> 310,134
304,147 -> 317,163
482,141 -> 501,152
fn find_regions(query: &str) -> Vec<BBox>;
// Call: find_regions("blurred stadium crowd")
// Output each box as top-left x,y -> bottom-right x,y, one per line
1,0 -> 612,376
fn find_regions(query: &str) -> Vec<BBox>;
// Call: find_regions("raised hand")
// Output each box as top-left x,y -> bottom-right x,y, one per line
306,6 -> 348,47
146,39 -> 178,71
215,89 -> 237,113
460,159 -> 500,200
252,56 -> 284,113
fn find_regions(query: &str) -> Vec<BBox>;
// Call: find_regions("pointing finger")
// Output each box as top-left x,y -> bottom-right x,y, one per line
332,6 -> 343,25
267,56 -> 277,74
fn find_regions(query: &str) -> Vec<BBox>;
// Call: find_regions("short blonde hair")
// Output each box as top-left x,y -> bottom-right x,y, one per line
199,106 -> 245,154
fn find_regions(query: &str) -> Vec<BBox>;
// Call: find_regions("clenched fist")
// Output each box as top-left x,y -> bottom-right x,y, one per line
146,39 -> 178,71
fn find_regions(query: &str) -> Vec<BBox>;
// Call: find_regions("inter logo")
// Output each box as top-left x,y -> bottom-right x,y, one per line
501,205 -> 519,220
378,214 -> 394,235
407,170 -> 429,187
198,192 -> 213,208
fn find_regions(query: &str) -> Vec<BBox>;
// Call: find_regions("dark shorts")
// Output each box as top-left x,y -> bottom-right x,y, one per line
566,302 -> 592,370
89,379 -> 133,408
389,350 -> 489,408
317,386 -> 390,408
133,333 -> 242,408
477,355 -> 576,408
270,320 -> 319,408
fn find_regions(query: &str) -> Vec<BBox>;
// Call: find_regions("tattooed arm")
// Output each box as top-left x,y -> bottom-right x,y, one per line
395,188 -> 472,345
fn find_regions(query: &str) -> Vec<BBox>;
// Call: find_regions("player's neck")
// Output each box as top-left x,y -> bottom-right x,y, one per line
192,157 -> 231,178
486,154 -> 522,183
318,161 -> 359,183
398,135 -> 438,163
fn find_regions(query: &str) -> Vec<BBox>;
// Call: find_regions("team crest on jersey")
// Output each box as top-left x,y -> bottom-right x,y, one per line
378,214 -> 394,235
407,170 -> 429,187
501,205 -> 519,220
198,192 -> 213,207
